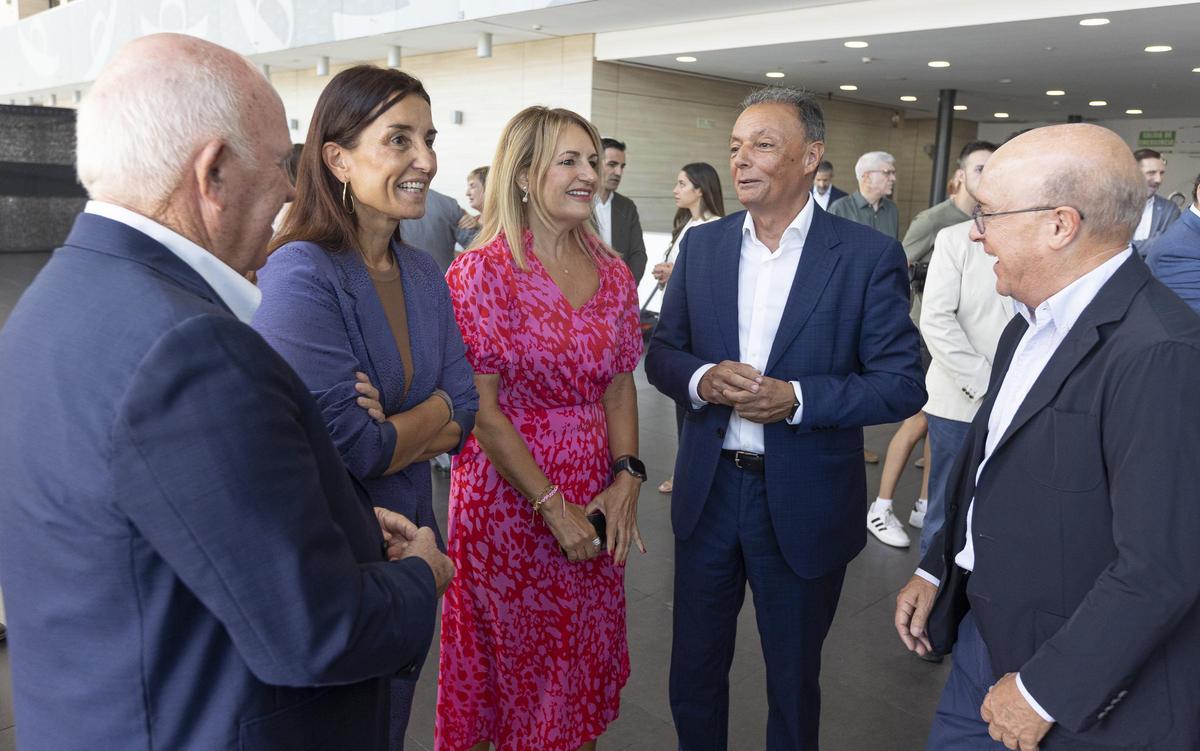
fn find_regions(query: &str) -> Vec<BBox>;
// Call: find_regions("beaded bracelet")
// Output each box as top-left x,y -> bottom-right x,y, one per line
529,484 -> 560,522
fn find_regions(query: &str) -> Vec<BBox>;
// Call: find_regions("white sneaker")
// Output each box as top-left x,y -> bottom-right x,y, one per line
867,505 -> 911,547
909,498 -> 927,529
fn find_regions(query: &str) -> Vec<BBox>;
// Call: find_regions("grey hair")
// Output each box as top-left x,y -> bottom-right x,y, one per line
1040,157 -> 1145,242
740,86 -> 826,143
855,151 -> 895,180
77,43 -> 255,209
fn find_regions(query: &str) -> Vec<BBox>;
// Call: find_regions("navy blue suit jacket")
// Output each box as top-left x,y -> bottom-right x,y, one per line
921,257 -> 1200,747
254,240 -> 479,549
0,214 -> 438,750
828,185 -> 849,204
645,207 -> 926,577
1147,207 -> 1200,316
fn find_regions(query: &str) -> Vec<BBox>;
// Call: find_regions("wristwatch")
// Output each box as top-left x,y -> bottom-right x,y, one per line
612,455 -> 647,482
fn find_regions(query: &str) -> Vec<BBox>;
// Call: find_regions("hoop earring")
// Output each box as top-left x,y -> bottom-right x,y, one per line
342,180 -> 355,215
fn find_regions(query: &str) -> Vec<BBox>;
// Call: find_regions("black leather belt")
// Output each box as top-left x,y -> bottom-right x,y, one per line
720,450 -> 765,473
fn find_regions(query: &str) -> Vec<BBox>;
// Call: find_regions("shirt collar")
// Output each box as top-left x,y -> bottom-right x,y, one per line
1014,247 -> 1132,334
741,195 -> 815,253
1190,204 -> 1200,220
85,201 -> 262,323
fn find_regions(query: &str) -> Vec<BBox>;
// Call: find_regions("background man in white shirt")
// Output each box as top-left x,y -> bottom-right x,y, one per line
1130,147 -> 1180,257
594,136 -> 648,280
896,123 -> 1200,750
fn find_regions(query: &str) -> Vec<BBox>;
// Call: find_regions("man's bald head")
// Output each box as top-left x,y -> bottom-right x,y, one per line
986,124 -> 1144,246
77,33 -> 281,210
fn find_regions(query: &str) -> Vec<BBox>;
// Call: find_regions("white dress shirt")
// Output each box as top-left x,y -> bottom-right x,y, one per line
812,187 -> 832,211
917,246 -> 1133,723
85,200 -> 262,323
594,193 -> 614,246
1133,197 -> 1155,242
1191,204 -> 1200,220
687,200 -> 813,453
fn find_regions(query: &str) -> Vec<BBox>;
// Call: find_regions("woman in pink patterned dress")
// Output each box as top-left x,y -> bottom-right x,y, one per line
438,106 -> 645,751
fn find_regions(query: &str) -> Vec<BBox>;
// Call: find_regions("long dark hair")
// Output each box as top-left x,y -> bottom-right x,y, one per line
671,162 -> 725,245
271,66 -> 431,253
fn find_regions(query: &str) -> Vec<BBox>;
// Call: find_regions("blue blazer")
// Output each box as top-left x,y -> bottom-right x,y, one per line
645,207 -> 926,577
0,214 -> 438,750
921,256 -> 1200,747
1147,208 -> 1200,315
254,241 -> 478,546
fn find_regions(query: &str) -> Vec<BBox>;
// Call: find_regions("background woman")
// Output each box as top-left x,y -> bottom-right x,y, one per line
437,106 -> 644,751
252,65 -> 479,749
639,162 -> 725,494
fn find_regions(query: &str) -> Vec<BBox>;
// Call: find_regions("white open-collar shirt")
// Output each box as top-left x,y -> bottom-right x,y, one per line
688,198 -> 814,453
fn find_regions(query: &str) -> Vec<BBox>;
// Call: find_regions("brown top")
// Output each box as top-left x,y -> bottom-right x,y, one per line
366,261 -> 414,401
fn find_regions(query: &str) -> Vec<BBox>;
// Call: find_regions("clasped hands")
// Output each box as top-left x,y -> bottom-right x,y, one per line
375,507 -> 455,597
894,577 -> 1053,750
699,360 -> 794,424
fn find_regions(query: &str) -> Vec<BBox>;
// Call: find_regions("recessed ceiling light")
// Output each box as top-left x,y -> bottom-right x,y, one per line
1126,109 -> 1144,115
1145,45 -> 1173,53
953,104 -> 968,111
844,40 -> 869,49
994,112 -> 1010,118
1045,89 -> 1066,96
675,55 -> 697,63
1079,18 -> 1110,26
765,71 -> 786,78
928,60 -> 950,68
998,78 -> 1013,84
1089,100 -> 1108,106
839,84 -> 858,91
1194,67 -> 1200,73
899,95 -> 918,102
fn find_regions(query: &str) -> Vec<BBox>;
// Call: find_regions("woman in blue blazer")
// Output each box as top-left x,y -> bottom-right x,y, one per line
253,66 -> 478,751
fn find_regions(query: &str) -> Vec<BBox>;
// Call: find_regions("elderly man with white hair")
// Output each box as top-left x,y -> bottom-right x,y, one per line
0,33 -> 452,750
829,150 -> 900,240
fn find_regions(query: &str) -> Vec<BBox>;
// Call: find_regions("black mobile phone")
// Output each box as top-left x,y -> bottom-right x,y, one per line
561,510 -> 607,557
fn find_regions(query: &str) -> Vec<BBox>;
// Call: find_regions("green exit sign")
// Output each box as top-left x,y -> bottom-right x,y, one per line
1139,130 -> 1176,147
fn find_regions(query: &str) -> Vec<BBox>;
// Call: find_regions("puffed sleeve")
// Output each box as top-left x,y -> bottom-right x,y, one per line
613,259 -> 644,373
445,247 -> 513,376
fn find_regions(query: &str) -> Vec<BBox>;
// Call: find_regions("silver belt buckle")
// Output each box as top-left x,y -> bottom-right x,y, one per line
735,451 -> 750,469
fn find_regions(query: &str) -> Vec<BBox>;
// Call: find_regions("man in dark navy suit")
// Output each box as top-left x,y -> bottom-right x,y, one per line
1148,172 -> 1200,315
0,34 -> 452,750
896,124 -> 1200,750
646,87 -> 925,751
811,159 -> 847,211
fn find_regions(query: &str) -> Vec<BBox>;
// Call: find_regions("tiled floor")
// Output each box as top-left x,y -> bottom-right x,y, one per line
0,251 -> 948,750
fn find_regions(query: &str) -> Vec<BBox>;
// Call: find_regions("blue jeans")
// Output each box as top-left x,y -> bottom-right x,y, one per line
923,413 -> 972,555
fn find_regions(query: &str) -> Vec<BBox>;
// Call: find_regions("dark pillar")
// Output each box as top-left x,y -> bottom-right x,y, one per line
929,89 -> 956,206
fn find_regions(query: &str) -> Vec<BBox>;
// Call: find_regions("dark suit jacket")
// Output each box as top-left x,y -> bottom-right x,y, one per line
1132,194 -> 1182,258
609,191 -> 647,282
829,185 -> 848,203
0,214 -> 438,750
1147,208 -> 1200,315
254,240 -> 479,550
921,256 -> 1200,748
645,207 -> 926,577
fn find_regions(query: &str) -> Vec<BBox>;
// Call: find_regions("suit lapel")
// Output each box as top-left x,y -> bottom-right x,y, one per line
328,249 -> 407,413
710,216 -> 744,361
989,255 -> 1148,456
765,207 -> 841,374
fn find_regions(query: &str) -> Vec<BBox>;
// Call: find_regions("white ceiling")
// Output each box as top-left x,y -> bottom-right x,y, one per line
613,4 -> 1200,123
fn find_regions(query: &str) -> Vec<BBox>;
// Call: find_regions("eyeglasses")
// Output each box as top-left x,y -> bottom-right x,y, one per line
866,169 -> 897,177
970,204 -> 1085,235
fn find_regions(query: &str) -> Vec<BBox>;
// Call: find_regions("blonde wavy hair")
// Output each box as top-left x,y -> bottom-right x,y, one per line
468,105 -> 614,270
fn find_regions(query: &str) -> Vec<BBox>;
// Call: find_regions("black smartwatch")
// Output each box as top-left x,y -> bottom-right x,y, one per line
612,455 -> 647,482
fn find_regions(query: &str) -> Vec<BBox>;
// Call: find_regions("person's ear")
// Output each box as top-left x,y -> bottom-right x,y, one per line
194,138 -> 227,211
322,142 -> 350,184
804,141 -> 826,177
1047,206 -> 1084,250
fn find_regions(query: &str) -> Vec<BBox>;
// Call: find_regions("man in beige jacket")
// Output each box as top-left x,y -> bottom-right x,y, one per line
918,216 -> 1012,555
